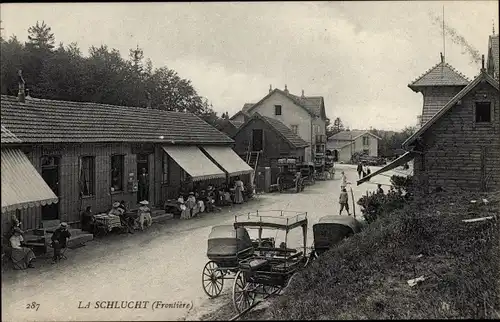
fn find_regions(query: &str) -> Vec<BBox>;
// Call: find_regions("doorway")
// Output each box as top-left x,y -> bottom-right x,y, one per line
252,129 -> 263,151
137,154 -> 150,202
41,156 -> 60,221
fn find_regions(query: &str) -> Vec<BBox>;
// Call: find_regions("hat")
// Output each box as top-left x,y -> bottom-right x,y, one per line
139,200 -> 149,205
112,202 -> 120,208
189,192 -> 194,195
60,222 -> 68,228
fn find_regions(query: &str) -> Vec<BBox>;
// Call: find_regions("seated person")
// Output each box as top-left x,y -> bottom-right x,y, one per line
137,200 -> 152,230
186,192 -> 198,218
51,222 -> 71,264
197,190 -> 206,213
9,227 -> 36,269
118,200 -> 127,213
109,202 -> 133,234
177,195 -> 190,219
81,206 -> 96,234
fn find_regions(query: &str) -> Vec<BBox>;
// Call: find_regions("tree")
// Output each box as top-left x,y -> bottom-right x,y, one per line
27,21 -> 55,51
1,36 -> 25,95
327,117 -> 345,137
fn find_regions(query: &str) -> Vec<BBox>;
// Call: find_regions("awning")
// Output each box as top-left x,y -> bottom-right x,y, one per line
1,149 -> 59,213
162,145 -> 226,182
201,146 -> 253,177
357,151 -> 416,185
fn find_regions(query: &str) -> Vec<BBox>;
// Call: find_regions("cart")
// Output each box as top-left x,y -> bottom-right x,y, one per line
308,215 -> 362,262
276,158 -> 305,193
231,211 -> 309,313
298,162 -> 315,185
202,225 -> 276,298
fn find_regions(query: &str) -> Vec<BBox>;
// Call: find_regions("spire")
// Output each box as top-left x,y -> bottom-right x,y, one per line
440,52 -> 444,63
284,84 -> 289,94
481,55 -> 485,72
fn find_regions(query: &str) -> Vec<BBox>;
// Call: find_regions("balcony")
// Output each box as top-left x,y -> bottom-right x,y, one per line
315,134 -> 326,143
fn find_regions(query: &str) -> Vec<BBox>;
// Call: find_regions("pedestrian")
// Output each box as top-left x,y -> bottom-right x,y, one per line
357,162 -> 363,179
233,176 -> 245,204
339,188 -> 351,216
138,168 -> 149,202
51,222 -> 71,264
377,184 -> 384,194
340,171 -> 350,190
137,200 -> 152,230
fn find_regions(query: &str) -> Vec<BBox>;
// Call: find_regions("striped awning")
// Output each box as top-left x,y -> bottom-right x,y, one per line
201,146 -> 254,177
357,151 -> 416,186
1,149 -> 59,213
162,145 -> 226,182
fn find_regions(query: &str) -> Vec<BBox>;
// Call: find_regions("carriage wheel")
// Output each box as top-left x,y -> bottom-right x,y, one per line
233,271 -> 257,313
202,261 -> 224,298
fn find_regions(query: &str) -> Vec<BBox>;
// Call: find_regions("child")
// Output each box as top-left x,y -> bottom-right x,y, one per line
339,188 -> 351,216
340,171 -> 350,190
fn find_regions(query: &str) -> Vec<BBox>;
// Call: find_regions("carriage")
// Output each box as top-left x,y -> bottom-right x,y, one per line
202,225 -> 276,298
276,158 -> 305,193
324,151 -> 336,179
231,211 -> 309,313
297,162 -> 315,185
308,215 -> 362,261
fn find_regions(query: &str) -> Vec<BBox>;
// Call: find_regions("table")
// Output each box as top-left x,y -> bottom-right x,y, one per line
94,214 -> 122,232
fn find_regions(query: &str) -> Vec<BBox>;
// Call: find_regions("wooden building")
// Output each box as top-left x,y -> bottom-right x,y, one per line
358,57 -> 500,193
232,113 -> 309,184
1,95 -> 252,235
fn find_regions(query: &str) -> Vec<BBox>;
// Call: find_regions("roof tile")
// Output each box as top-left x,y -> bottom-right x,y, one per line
409,61 -> 469,90
260,116 -> 309,148
0,95 -> 233,145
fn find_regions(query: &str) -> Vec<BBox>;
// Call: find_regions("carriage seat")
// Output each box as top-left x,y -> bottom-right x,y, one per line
240,258 -> 270,271
271,251 -> 304,272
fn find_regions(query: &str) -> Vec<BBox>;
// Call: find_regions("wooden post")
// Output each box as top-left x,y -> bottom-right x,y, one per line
480,147 -> 486,192
350,187 -> 356,218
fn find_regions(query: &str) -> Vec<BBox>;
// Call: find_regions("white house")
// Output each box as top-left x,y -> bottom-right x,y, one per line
230,85 -> 328,162
327,130 -> 380,163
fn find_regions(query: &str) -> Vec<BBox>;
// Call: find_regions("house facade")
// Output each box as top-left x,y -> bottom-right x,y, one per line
230,86 -> 328,162
232,113 -> 309,186
1,94 -> 251,235
326,130 -> 380,163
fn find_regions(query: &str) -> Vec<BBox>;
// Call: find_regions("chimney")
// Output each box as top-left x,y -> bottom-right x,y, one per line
17,70 -> 25,103
440,52 -> 444,63
269,84 -> 272,93
481,54 -> 485,72
284,84 -> 289,94
301,89 -> 305,98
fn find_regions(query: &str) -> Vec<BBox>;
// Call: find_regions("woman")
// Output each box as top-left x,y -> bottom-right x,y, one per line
233,177 -> 245,204
186,192 -> 198,218
177,195 -> 190,219
9,227 -> 36,269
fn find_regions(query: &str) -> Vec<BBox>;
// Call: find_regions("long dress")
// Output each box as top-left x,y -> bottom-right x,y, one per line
234,180 -> 244,204
9,235 -> 35,270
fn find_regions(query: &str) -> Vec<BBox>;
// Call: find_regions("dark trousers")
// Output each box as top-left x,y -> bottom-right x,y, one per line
339,202 -> 350,214
52,241 -> 64,261
138,185 -> 148,202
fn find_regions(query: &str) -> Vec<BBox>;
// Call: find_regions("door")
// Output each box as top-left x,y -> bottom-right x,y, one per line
137,154 -> 150,202
41,156 -> 60,221
252,129 -> 263,152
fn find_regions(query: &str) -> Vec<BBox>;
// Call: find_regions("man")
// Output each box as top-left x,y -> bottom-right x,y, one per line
51,222 -> 71,264
377,184 -> 384,194
339,188 -> 351,216
356,162 -> 363,179
138,168 -> 149,202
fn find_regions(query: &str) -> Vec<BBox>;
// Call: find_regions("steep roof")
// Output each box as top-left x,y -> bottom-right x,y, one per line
328,130 -> 381,141
235,113 -> 309,149
487,34 -> 499,78
229,120 -> 244,128
229,110 -> 250,121
243,89 -> 327,119
0,95 -> 233,145
1,125 -> 22,144
408,60 -> 470,92
403,71 -> 499,148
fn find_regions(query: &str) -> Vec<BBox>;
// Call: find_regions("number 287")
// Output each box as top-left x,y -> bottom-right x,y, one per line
26,302 -> 40,311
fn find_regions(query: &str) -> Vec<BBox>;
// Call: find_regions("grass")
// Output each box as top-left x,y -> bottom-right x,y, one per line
259,191 -> 500,320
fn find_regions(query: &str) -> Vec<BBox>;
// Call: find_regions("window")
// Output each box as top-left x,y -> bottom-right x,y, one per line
363,149 -> 369,155
79,156 -> 95,196
110,155 -> 124,192
162,152 -> 169,184
313,125 -> 320,134
475,102 -> 491,123
274,105 -> 282,115
362,136 -> 370,145
291,125 -> 299,134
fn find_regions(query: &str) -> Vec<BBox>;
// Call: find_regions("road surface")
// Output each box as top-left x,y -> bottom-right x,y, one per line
1,164 -> 403,321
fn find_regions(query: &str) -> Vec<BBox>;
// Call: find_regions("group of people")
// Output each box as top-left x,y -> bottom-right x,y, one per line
356,162 -> 371,179
338,170 -> 387,217
81,199 -> 152,235
7,221 -> 71,269
173,177 -> 248,220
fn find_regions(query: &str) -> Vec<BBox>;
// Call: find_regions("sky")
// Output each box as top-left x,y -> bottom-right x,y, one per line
1,1 -> 498,131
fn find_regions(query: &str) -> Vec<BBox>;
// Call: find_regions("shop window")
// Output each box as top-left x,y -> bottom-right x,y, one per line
111,155 -> 124,192
274,105 -> 282,115
475,102 -> 491,123
79,156 -> 95,196
162,152 -> 169,184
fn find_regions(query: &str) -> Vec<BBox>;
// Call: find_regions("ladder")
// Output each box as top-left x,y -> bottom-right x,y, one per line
246,151 -> 260,185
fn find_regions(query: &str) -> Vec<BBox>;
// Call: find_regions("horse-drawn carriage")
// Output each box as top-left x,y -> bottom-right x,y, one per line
276,158 -> 305,193
298,162 -> 315,185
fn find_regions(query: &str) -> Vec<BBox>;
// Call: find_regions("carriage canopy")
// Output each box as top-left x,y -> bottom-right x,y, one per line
207,225 -> 253,258
315,215 -> 362,233
233,211 -> 308,231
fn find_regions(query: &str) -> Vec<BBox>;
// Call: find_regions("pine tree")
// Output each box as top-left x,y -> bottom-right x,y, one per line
27,21 -> 55,50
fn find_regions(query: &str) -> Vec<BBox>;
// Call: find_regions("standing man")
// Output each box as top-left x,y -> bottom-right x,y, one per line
138,167 -> 149,202
377,184 -> 384,194
51,222 -> 71,264
340,171 -> 350,190
339,188 -> 351,216
356,162 -> 363,179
